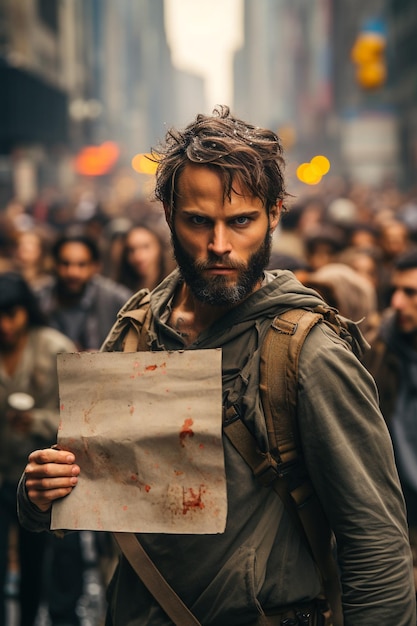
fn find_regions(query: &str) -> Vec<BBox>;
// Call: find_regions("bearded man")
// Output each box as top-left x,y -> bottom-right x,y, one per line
17,107 -> 415,626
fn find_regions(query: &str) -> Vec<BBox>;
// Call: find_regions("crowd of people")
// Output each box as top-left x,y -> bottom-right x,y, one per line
1,106 -> 417,625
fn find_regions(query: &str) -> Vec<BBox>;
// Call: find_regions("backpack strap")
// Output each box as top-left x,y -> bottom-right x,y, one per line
260,308 -> 323,463
113,532 -> 202,626
113,298 -> 205,626
224,308 -> 343,626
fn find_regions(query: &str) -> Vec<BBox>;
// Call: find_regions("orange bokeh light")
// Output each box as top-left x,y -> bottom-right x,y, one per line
74,141 -> 120,176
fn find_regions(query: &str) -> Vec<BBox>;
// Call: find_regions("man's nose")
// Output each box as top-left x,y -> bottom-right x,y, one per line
208,224 -> 232,257
391,288 -> 406,310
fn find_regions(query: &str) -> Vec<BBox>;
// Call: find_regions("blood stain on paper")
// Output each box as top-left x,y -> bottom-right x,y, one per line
182,485 -> 205,514
145,484 -> 151,493
145,364 -> 157,371
179,418 -> 194,447
129,405 -> 135,415
122,505 -> 128,511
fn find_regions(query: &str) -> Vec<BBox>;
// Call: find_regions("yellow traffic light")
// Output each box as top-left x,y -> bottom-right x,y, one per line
351,30 -> 387,90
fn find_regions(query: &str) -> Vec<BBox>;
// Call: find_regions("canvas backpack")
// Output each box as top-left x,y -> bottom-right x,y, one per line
113,295 -> 356,626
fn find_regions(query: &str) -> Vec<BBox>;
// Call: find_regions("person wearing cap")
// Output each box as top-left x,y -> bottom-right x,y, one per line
0,271 -> 75,626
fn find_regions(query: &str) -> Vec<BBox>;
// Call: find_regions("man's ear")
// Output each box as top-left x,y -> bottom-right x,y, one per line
269,200 -> 283,232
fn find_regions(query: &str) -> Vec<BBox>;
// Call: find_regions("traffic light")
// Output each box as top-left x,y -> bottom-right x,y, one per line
351,20 -> 387,90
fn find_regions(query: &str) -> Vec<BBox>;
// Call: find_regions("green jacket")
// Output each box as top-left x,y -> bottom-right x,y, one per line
18,270 -> 415,626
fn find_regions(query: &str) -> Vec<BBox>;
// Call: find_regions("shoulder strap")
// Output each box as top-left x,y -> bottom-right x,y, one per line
224,307 -> 343,626
260,308 -> 322,463
114,300 -> 203,626
113,533 -> 202,626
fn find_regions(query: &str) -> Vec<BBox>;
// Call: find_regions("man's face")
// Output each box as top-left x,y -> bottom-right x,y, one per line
0,306 -> 28,350
169,164 -> 280,306
391,267 -> 417,334
55,242 -> 98,296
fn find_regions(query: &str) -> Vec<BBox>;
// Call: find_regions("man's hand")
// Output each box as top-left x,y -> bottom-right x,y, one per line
24,448 -> 80,512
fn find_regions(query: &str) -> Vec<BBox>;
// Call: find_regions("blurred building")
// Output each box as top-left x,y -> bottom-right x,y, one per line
233,0 -> 416,189
387,0 -> 417,188
0,0 -> 204,208
234,0 -> 334,166
0,0 -> 75,204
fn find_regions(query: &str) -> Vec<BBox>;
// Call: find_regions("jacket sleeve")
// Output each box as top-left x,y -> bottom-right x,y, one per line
17,472 -> 52,532
297,322 -> 415,626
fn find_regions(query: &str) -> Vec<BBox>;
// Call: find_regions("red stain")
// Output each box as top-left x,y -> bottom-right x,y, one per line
179,418 -> 194,447
182,486 -> 205,514
122,505 -> 128,511
131,474 -> 138,481
145,484 -> 151,492
129,405 -> 135,415
199,443 -> 204,449
145,364 -> 157,371
60,404 -> 65,411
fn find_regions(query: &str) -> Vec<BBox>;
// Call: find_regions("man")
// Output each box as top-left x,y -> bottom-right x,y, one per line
34,233 -> 132,350
0,272 -> 75,626
18,107 -> 415,625
32,233 -> 132,626
363,249 -> 417,590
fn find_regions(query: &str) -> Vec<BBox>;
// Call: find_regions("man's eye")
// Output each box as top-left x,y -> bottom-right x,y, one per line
233,216 -> 250,225
190,216 -> 208,225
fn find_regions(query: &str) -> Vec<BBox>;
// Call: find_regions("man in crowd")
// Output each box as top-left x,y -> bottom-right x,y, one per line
364,249 -> 417,590
32,233 -> 132,626
0,272 -> 75,626
34,233 -> 132,351
18,107 -> 415,625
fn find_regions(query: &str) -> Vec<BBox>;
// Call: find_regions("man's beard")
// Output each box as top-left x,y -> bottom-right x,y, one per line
172,229 -> 272,306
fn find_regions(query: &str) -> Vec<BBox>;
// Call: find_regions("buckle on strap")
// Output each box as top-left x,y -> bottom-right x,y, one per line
253,452 -> 281,486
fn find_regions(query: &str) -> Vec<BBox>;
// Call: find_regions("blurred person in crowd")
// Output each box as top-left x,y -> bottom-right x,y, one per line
33,234 -> 131,626
337,246 -> 381,291
379,219 -> 412,263
0,216 -> 18,274
348,223 -> 379,251
304,223 -> 346,272
115,223 -> 169,292
35,233 -> 132,351
13,228 -> 54,290
4,199 -> 33,233
304,262 -> 380,343
364,249 -> 417,590
267,251 -> 312,284
377,219 -> 415,309
101,217 -> 134,280
271,197 -> 324,262
0,272 -> 75,626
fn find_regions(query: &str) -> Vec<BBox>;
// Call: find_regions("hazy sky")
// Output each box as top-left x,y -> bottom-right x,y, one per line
164,0 -> 243,109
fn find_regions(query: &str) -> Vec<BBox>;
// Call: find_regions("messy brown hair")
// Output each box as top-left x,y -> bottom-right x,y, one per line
153,105 -> 287,220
